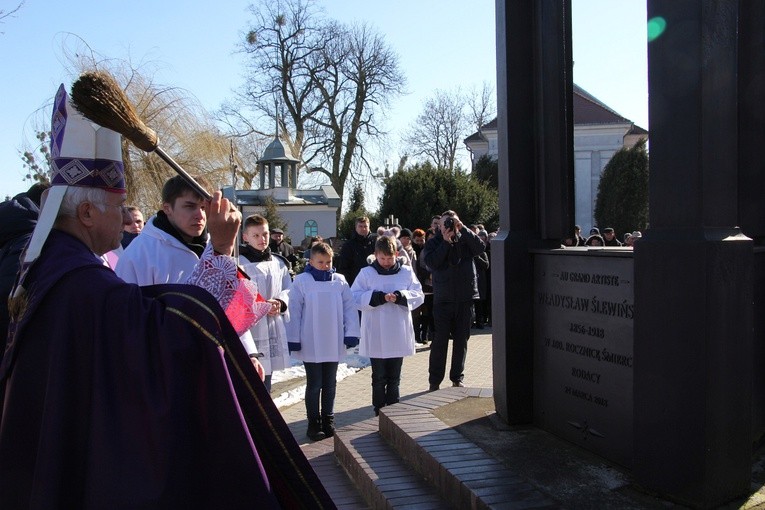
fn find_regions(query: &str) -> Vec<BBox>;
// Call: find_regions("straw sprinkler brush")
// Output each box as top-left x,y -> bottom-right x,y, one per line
70,70 -> 211,201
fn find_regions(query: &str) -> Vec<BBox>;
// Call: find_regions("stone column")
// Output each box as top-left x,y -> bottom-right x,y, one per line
493,0 -> 574,423
634,1 -> 753,506
268,163 -> 276,190
281,163 -> 288,188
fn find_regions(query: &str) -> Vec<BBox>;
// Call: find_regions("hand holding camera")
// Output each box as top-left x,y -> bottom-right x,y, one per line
442,215 -> 462,243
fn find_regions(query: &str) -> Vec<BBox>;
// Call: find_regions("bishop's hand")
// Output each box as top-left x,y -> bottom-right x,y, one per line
206,191 -> 241,256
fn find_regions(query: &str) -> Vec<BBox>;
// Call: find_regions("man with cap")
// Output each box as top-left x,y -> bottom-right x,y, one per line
398,227 -> 417,266
602,227 -> 623,246
268,226 -> 297,271
0,85 -> 333,508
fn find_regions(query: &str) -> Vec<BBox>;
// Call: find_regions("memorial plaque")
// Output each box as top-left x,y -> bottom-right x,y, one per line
533,252 -> 634,468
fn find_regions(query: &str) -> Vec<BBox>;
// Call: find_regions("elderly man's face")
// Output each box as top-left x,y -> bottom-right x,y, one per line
93,192 -> 129,255
271,231 -> 284,244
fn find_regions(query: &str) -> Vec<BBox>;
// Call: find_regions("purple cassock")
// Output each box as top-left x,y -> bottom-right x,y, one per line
0,229 -> 335,509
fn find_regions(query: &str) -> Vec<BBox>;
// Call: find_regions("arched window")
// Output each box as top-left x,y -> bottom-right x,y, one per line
304,220 -> 318,238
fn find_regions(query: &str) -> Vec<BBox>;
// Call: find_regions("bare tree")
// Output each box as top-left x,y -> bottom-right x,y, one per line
0,1 -> 24,33
58,37 -> 241,213
402,88 -> 471,172
226,0 -> 405,207
466,81 -> 496,133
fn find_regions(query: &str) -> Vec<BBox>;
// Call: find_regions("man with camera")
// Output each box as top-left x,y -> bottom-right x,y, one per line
422,210 -> 486,390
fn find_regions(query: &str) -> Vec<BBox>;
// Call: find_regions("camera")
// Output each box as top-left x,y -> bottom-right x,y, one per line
443,217 -> 455,231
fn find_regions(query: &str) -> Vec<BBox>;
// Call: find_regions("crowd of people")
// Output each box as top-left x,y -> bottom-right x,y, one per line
562,225 -> 643,248
48,207 -> 490,443
6,81 -> 664,509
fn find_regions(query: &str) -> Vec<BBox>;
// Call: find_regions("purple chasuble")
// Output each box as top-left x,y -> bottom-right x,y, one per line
0,230 -> 334,509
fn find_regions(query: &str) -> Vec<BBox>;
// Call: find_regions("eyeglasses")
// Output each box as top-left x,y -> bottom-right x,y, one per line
93,202 -> 129,215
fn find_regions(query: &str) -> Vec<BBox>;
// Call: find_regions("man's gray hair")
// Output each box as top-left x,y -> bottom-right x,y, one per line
58,187 -> 110,218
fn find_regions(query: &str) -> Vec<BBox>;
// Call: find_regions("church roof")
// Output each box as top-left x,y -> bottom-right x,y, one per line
464,84 -> 646,142
259,136 -> 299,163
572,84 -> 632,125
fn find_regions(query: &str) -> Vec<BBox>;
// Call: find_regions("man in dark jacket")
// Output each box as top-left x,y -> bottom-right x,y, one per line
268,227 -> 298,272
336,216 -> 376,286
0,183 -> 48,345
602,227 -> 623,246
422,210 -> 486,390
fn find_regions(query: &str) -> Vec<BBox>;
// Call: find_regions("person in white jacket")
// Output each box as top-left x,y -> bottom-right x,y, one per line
115,175 -> 261,373
286,242 -> 360,441
351,236 -> 424,416
116,175 -> 210,285
238,214 -> 291,393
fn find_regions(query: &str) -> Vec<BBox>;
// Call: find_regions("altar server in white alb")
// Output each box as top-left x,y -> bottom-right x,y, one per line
286,242 -> 360,441
351,235 -> 424,416
115,174 -> 261,370
238,214 -> 292,393
116,174 -> 212,286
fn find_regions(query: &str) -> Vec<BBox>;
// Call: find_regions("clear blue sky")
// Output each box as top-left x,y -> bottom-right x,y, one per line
0,0 -> 646,200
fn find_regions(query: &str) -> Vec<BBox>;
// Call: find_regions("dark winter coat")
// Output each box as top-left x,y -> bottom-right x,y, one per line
0,191 -> 40,343
422,227 -> 485,303
336,231 -> 377,286
473,251 -> 490,299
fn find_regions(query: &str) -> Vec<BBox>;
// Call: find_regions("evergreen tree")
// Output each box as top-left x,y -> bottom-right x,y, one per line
261,195 -> 289,238
348,183 -> 365,212
593,138 -> 649,236
379,162 -> 498,232
337,183 -> 375,239
473,154 -> 498,189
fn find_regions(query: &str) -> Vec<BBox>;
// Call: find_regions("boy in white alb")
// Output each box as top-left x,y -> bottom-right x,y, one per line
116,175 -> 261,370
351,236 -> 424,416
286,242 -> 360,441
116,175 -> 211,286
238,214 -> 292,393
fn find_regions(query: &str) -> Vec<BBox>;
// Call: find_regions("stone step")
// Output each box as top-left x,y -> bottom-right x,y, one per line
378,389 -> 559,510
334,418 -> 451,509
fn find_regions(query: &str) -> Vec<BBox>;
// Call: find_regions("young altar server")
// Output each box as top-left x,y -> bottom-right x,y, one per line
351,235 -> 424,416
286,242 -> 360,440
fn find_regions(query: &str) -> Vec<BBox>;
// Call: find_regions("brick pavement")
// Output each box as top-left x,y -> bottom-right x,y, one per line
279,328 -> 494,509
278,328 -> 494,443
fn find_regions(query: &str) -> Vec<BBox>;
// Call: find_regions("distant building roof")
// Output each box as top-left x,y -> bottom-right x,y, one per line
464,84 -> 647,141
233,186 -> 341,209
573,84 -> 632,125
464,118 -> 497,143
259,136 -> 299,163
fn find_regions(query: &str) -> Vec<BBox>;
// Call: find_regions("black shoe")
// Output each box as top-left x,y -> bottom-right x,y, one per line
452,381 -> 465,388
428,384 -> 439,392
307,418 -> 326,441
321,415 -> 335,437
